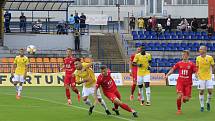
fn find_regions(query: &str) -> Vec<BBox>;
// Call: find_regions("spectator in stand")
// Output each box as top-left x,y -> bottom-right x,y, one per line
152,16 -> 157,30
80,13 -> 86,34
178,18 -> 189,31
69,14 -> 75,32
200,19 -> 207,30
74,13 -> 80,31
4,11 -> 11,33
32,19 -> 42,33
19,12 -> 27,32
147,17 -> 153,31
129,15 -> 136,31
191,18 -> 198,32
165,15 -> 172,32
73,29 -> 80,51
137,17 -> 145,31
208,24 -> 214,39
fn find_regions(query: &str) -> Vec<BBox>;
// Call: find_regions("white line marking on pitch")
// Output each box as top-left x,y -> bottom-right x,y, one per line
1,93 -> 135,121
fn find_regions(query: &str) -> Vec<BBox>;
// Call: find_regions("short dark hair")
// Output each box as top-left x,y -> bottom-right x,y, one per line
75,58 -> 81,62
19,48 -> 24,51
67,48 -> 72,51
100,65 -> 107,70
183,50 -> 190,55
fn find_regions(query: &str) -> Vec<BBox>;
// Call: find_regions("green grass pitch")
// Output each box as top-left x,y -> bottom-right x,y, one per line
0,86 -> 214,121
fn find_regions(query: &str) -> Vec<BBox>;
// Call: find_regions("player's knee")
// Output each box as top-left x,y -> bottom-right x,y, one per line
177,93 -> 182,99
97,98 -> 102,102
19,83 -> 23,86
138,84 -> 143,88
145,82 -> 150,88
199,90 -> 204,95
208,91 -> 212,95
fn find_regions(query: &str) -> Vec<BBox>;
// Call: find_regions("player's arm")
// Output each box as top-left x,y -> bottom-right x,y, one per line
11,57 -> 17,77
210,57 -> 215,78
165,63 -> 178,79
148,53 -> 152,70
81,62 -> 93,72
24,58 -> 29,78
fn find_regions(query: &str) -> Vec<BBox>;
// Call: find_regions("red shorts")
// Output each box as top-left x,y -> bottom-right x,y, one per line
104,90 -> 121,103
64,74 -> 76,87
176,80 -> 192,98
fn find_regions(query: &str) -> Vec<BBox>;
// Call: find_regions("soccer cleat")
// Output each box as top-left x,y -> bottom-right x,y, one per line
105,110 -> 111,115
112,108 -> 120,115
200,107 -> 204,112
67,99 -> 72,105
207,103 -> 210,111
89,106 -> 94,115
130,95 -> 134,101
140,100 -> 144,106
133,112 -> 138,117
77,93 -> 81,102
146,102 -> 151,106
16,95 -> 21,100
176,110 -> 182,115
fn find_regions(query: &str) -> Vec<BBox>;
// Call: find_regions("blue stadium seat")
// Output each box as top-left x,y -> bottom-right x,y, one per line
139,34 -> 145,40
151,62 -> 157,67
177,46 -> 184,51
184,35 -> 190,40
161,43 -> 167,47
190,47 -> 197,51
171,35 -> 177,40
178,35 -> 183,40
203,35 -> 209,40
191,35 -> 196,40
133,35 -> 139,40
144,31 -> 150,35
148,43 -> 154,47
182,31 -> 188,36
187,43 -> 193,48
155,58 -> 161,63
170,31 -> 175,35
132,31 -> 137,35
152,35 -> 157,40
145,35 -> 151,40
159,35 -> 165,40
201,31 -> 207,36
135,43 -> 142,47
138,31 -> 144,35
196,32 -> 201,36
168,59 -> 175,63
181,43 -> 187,48
173,43 -> 180,48
196,35 -> 202,40
193,43 -> 200,47
164,31 -> 170,35
154,43 -> 160,47
211,36 -> 215,40
189,31 -> 195,36
158,63 -> 166,67
206,43 -> 213,48
165,35 -> 171,40
176,31 -> 182,35
151,31 -> 157,35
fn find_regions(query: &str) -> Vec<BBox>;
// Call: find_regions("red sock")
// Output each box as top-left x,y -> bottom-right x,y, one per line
177,98 -> 181,110
72,87 -> 79,94
66,89 -> 70,100
120,103 -> 132,112
114,103 -> 119,110
131,84 -> 136,95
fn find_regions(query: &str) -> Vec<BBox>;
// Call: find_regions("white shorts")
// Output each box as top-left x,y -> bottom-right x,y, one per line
197,80 -> 214,90
82,86 -> 102,98
137,74 -> 150,85
12,75 -> 25,83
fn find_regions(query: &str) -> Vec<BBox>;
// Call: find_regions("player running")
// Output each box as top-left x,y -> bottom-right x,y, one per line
133,46 -> 152,106
74,59 -> 111,115
11,48 -> 29,100
165,50 -> 197,115
130,47 -> 141,101
94,65 -> 138,117
60,48 -> 80,105
196,46 -> 215,112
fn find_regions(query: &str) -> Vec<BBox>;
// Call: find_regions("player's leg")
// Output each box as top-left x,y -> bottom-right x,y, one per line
12,75 -> 19,98
198,80 -> 206,112
183,84 -> 192,103
95,89 -> 111,115
16,75 -> 25,99
176,92 -> 183,114
64,76 -> 71,104
137,76 -> 145,105
130,72 -> 138,101
206,80 -> 214,111
82,87 -> 94,115
144,75 -> 151,106
70,76 -> 80,102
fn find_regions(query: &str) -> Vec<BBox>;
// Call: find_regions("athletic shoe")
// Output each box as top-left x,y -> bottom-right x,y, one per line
146,102 -> 151,106
130,95 -> 134,101
140,100 -> 144,106
105,110 -> 111,115
89,106 -> 95,115
176,110 -> 182,115
67,99 -> 71,105
200,107 -> 204,112
112,108 -> 120,115
16,95 -> 21,100
133,112 -> 138,117
207,103 -> 210,111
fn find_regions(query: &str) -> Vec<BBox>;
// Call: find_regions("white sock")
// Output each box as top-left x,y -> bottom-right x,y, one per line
84,99 -> 92,107
100,99 -> 108,110
199,94 -> 204,107
18,86 -> 23,96
15,85 -> 19,93
146,87 -> 151,102
138,87 -> 144,101
206,94 -> 212,104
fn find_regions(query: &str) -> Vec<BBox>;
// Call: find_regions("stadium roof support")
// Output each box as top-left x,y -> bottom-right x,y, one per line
3,0 -> 74,11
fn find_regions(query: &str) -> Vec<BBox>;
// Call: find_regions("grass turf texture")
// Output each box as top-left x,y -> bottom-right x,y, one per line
0,86 -> 214,121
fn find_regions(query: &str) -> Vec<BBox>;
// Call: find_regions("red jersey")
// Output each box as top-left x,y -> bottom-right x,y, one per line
96,71 -> 117,93
63,57 -> 76,74
173,61 -> 197,83
130,53 -> 138,73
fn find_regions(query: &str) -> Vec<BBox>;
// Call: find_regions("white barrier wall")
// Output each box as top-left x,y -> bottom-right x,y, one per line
4,34 -> 90,50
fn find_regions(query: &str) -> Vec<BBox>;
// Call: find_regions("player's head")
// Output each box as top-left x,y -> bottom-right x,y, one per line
140,46 -> 146,55
74,58 -> 82,70
100,65 -> 108,76
66,48 -> 72,57
182,50 -> 189,60
199,46 -> 207,55
19,48 -> 25,56
136,47 -> 142,53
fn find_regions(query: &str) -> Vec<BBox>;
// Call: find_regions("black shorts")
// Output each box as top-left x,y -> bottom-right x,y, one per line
80,23 -> 86,28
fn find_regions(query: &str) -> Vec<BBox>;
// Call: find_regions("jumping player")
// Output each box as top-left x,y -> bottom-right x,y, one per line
165,50 -> 197,114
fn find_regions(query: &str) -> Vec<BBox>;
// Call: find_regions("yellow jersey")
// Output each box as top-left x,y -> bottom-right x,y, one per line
14,55 -> 29,75
74,62 -> 96,88
133,53 -> 152,76
196,55 -> 214,80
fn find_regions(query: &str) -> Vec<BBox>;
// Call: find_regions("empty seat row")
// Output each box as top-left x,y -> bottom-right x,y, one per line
132,31 -> 210,36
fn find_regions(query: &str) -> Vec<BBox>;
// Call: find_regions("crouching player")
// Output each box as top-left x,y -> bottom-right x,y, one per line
74,59 -> 111,115
94,65 -> 138,117
165,50 -> 197,114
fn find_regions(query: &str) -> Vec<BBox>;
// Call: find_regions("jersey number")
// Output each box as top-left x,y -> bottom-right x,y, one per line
182,69 -> 188,76
65,64 -> 71,68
